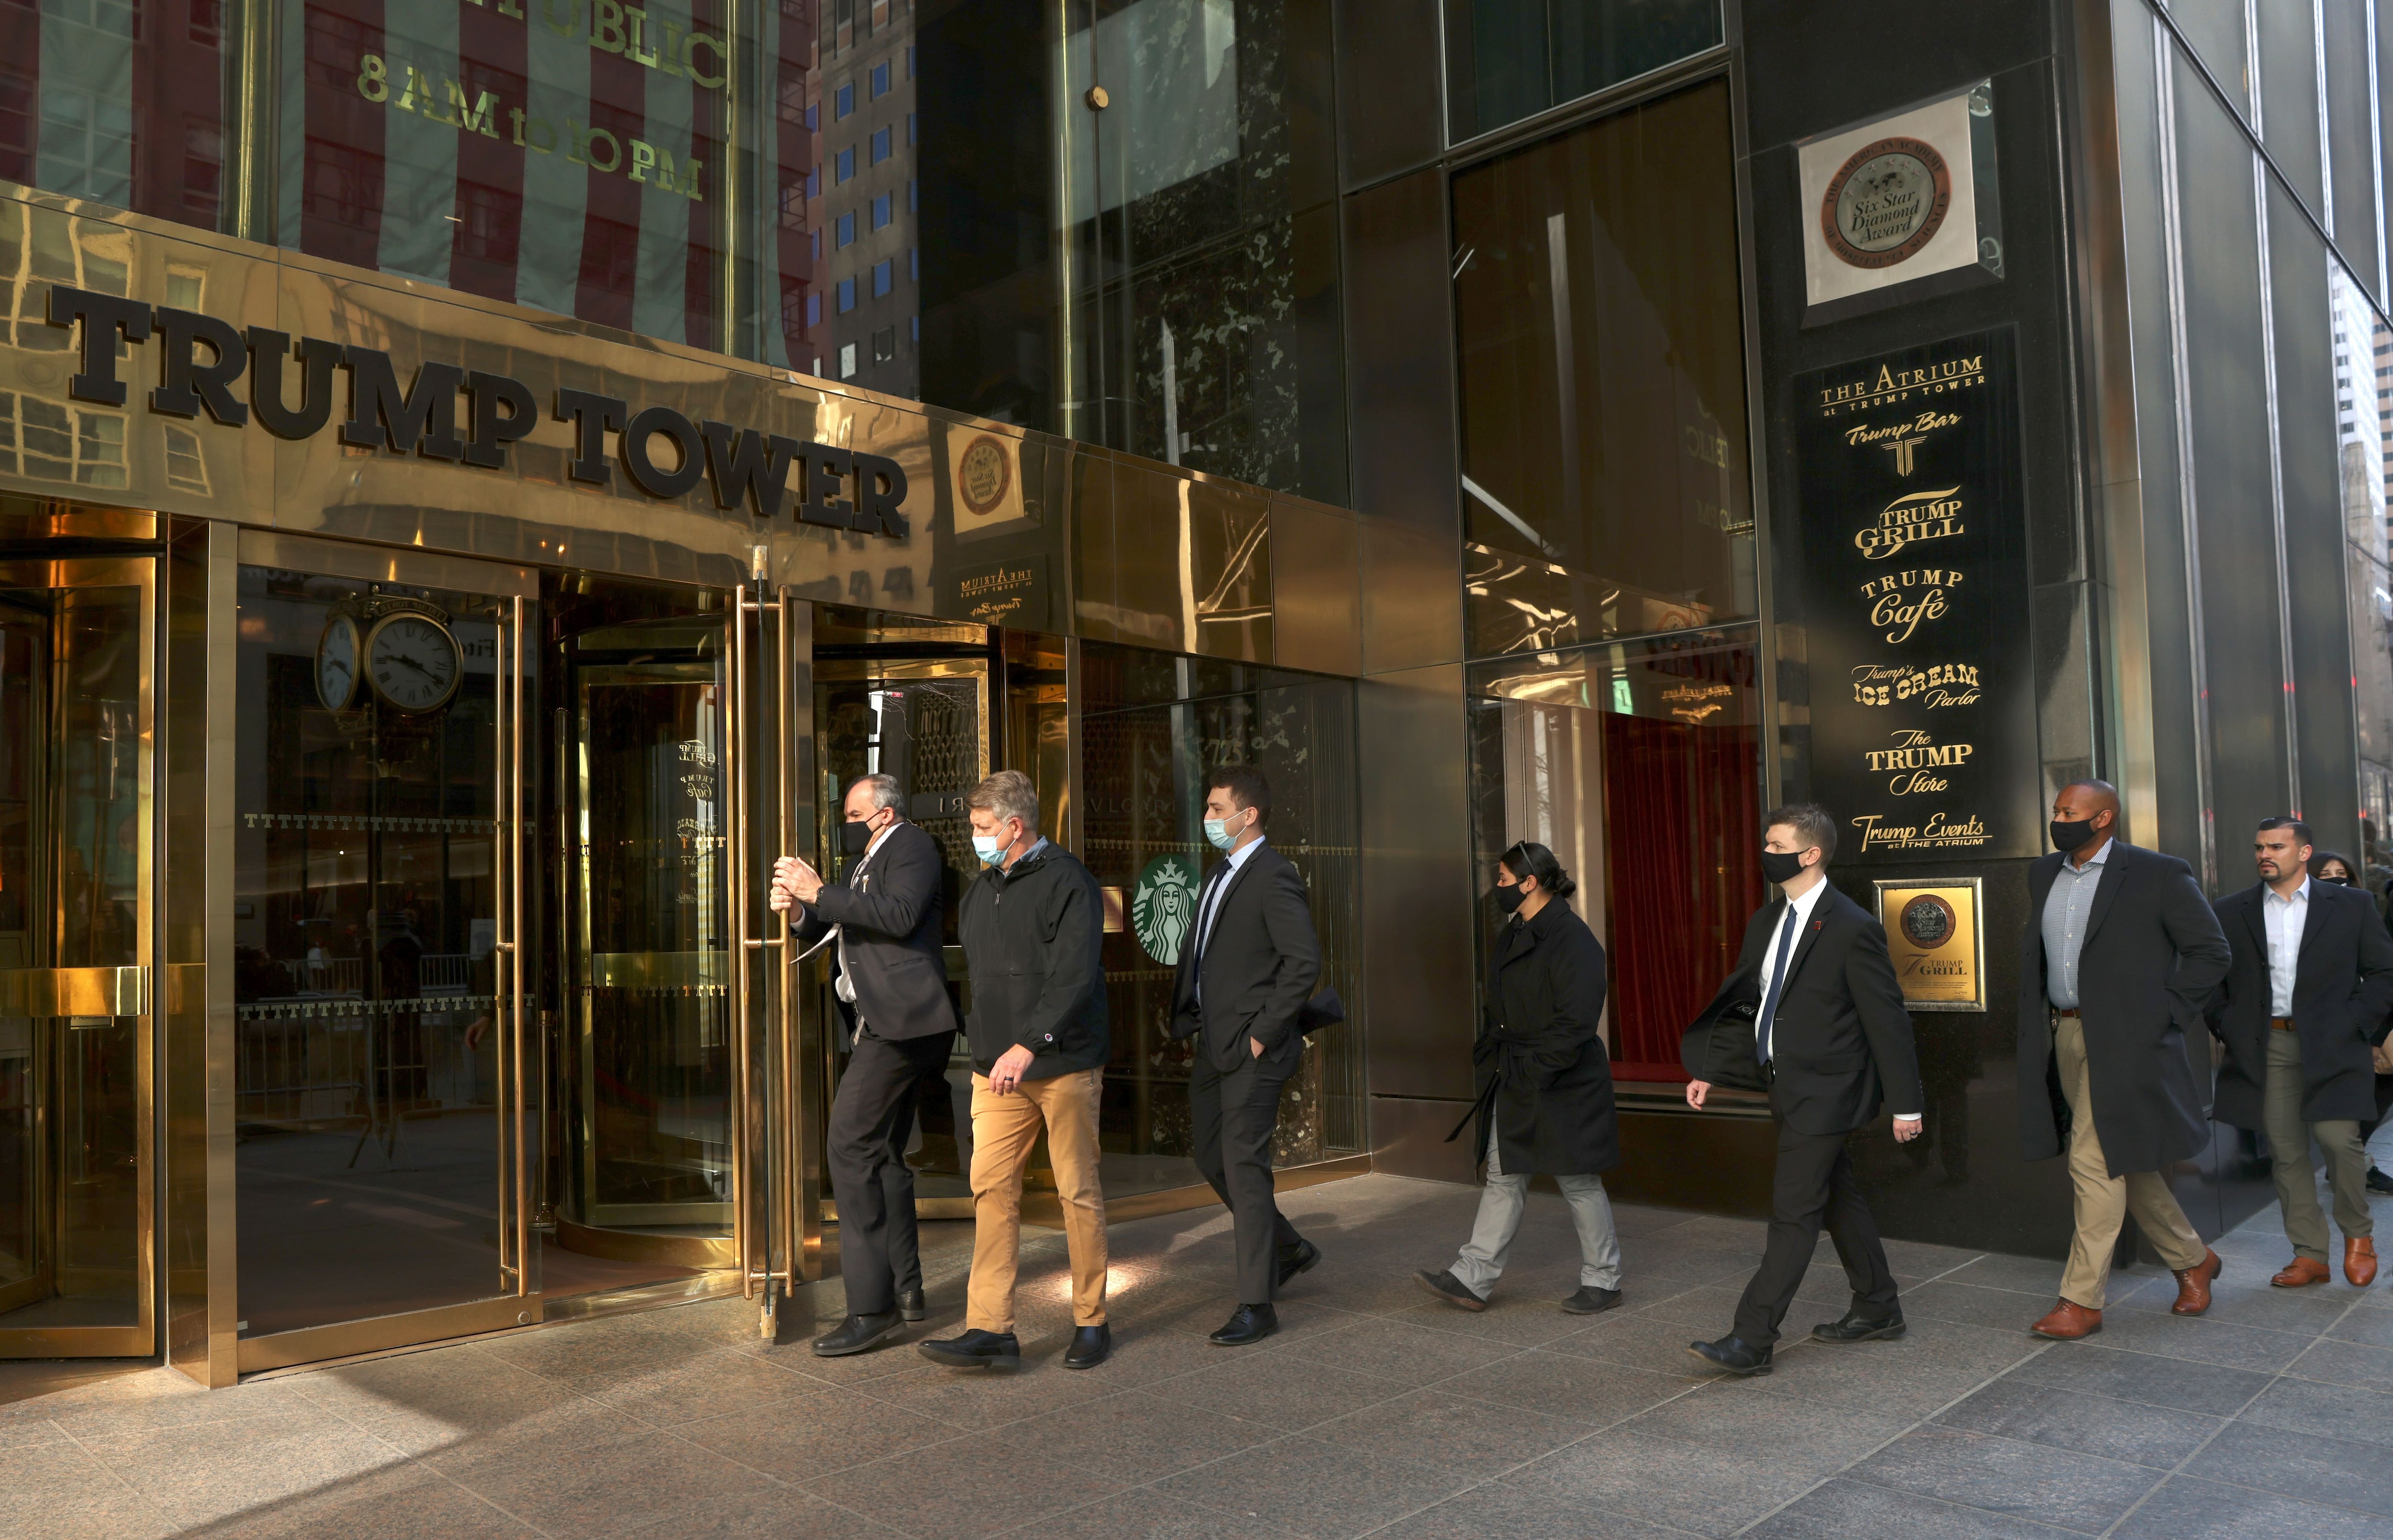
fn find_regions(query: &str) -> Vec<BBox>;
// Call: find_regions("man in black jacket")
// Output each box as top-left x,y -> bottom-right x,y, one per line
917,769 -> 1113,1372
772,773 -> 960,1358
2208,816 -> 2393,1288
1169,766 -> 1323,1346
2018,780 -> 2231,1339
1682,803 -> 1923,1376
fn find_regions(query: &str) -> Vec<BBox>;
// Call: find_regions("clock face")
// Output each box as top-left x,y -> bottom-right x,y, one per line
316,614 -> 361,712
364,613 -> 462,712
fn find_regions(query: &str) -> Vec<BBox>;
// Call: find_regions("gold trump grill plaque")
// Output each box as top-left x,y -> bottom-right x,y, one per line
1872,877 -> 1985,1011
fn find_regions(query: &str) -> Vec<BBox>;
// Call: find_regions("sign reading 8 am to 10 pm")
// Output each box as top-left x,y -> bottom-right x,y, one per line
1795,329 -> 2042,862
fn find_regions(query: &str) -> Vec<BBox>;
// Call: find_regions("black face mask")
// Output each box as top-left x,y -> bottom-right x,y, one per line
1759,848 -> 1809,885
2323,874 -> 2352,886
839,817 -> 878,856
1494,882 -> 1529,915
2049,817 -> 2099,853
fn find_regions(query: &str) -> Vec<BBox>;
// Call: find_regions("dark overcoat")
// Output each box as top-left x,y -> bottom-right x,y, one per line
2016,840 -> 2231,1176
1473,900 -> 1619,1176
2207,879 -> 2393,1127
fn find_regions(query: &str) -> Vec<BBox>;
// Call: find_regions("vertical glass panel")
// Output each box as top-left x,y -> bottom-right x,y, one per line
1079,644 -> 1360,1195
0,578 -> 146,1330
282,0 -> 736,345
0,0 -> 225,232
1443,0 -> 1721,143
1452,80 -> 1753,659
1466,625 -> 1759,1081
232,566 -> 511,1339
2335,262 -> 2393,877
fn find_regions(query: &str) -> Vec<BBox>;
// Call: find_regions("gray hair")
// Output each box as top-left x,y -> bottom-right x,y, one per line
966,769 -> 1040,834
847,772 -> 903,812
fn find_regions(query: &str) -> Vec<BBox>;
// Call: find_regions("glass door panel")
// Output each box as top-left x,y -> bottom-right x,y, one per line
0,557 -> 155,1357
231,547 -> 530,1369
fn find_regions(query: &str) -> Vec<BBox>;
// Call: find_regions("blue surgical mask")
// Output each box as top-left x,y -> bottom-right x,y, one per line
972,833 -> 1007,866
1204,810 -> 1246,851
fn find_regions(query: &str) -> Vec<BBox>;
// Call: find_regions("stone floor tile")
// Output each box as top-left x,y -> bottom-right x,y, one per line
2323,1304 -> 2393,1348
1662,1215 -> 1773,1252
1304,1387 -> 1589,1480
674,1384 -> 954,1480
1880,1239 -> 1991,1279
1005,1386 -> 1271,1482
2110,1473 -> 2393,1540
39,1377 -> 317,1440
1621,1380 -> 1909,1475
2235,1374 -> 2393,1449
80,1413 -> 413,1530
2062,1306 -> 2312,1373
2005,1341 -> 2273,1417
1743,1476 -> 2089,1540
1609,1243 -> 1756,1288
181,1460 -> 537,1540
990,1490 -> 1304,1540
1152,1433 -> 1476,1540
1609,1203 -> 1712,1239
353,1391 -> 646,1462
1062,1322 -> 1235,1387
2182,1419 -> 2393,1517
1620,1283 -> 1748,1329
1932,1379 -> 2220,1467
1937,1253 -> 2068,1298
1271,1318 -> 1518,1388
2284,1335 -> 2393,1390
474,1319 -> 704,1384
1543,1309 -> 1755,1377
571,1346 -> 838,1427
1360,1477 -> 1690,1540
1903,1281 -> 2067,1332
0,1440 -> 178,1540
613,1488 -> 907,1540
850,1354 -> 1122,1430
1167,1351 -> 1411,1432
2107,1274 -> 2354,1334
1382,1295 -> 1603,1350
1847,1425 -> 2163,1532
1499,1427 -> 1818,1539
1726,1321 -> 2030,1419
805,1432 -> 1126,1540
426,1422 -> 782,1538
1432,1349 -> 1695,1424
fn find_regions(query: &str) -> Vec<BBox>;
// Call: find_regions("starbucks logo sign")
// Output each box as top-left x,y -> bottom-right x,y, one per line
1131,853 -> 1203,965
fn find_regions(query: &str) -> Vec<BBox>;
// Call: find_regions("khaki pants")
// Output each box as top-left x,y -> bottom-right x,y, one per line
2264,1027 -> 2373,1262
2057,1014 -> 2206,1309
965,1068 -> 1108,1332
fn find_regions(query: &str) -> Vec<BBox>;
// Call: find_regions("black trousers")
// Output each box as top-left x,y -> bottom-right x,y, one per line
827,1027 -> 955,1316
1191,1039 -> 1306,1306
1730,1110 -> 1898,1350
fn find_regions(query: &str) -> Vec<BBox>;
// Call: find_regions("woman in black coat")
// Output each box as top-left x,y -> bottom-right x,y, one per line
1413,841 -> 1624,1315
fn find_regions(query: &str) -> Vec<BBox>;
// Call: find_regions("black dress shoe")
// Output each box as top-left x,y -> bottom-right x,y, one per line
1688,1335 -> 1773,1375
1412,1269 -> 1489,1312
2370,1165 -> 2393,1196
811,1311 -> 902,1358
1559,1285 -> 1623,1315
1062,1323 -> 1111,1369
1276,1239 -> 1321,1289
1208,1303 -> 1278,1346
1811,1309 -> 1905,1343
917,1328 -> 1021,1370
897,1287 -> 928,1323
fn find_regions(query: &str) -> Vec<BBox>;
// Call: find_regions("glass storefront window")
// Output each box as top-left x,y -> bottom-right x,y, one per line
1467,625 -> 1760,1080
1453,78 -> 1752,658
1079,642 -> 1360,1194
2335,261 -> 2393,881
0,0 -> 227,234
1443,0 -> 1721,143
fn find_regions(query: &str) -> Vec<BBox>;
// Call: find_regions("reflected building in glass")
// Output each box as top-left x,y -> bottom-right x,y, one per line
0,0 -> 2385,1384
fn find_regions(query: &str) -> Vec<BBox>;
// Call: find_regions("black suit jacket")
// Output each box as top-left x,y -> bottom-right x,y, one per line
1168,841 -> 1322,1073
794,820 -> 961,1042
2207,879 -> 2393,1127
1689,883 -> 1923,1138
2016,840 -> 2229,1174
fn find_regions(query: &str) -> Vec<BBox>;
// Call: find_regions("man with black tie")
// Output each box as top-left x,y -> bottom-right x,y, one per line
1682,803 -> 1923,1376
2018,779 -> 2231,1339
1170,765 -> 1324,1346
770,772 -> 961,1357
2209,816 -> 2393,1288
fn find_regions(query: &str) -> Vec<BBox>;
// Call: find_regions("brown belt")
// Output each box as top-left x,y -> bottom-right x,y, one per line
2053,1008 -> 2080,1019
2271,1017 -> 2297,1032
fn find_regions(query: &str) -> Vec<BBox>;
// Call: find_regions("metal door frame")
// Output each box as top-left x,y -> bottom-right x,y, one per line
0,555 -> 157,1360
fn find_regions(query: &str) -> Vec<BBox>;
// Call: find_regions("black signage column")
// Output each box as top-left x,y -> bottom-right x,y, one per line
1794,328 -> 2042,861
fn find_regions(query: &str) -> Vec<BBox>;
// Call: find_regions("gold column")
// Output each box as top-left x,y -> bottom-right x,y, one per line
223,0 -> 278,245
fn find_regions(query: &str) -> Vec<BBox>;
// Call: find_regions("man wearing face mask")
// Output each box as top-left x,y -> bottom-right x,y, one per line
2018,780 -> 2232,1339
772,773 -> 961,1358
1168,766 -> 1324,1345
1679,804 -> 1923,1376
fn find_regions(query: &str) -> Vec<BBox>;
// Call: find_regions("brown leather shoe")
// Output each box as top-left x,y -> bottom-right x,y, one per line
2171,1248 -> 2222,1315
2271,1256 -> 2331,1288
2347,1237 -> 2378,1287
2029,1299 -> 2102,1339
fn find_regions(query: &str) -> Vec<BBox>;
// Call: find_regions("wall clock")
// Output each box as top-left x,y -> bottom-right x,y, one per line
362,608 -> 463,713
315,611 -> 363,711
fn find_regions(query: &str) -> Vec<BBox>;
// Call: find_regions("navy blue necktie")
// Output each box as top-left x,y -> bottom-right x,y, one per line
1755,904 -> 1800,1066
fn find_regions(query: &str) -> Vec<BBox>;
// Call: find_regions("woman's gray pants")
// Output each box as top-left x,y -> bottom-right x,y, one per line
1449,1112 -> 1622,1299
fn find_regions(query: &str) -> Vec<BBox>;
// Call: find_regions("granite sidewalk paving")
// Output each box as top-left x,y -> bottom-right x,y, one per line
3,1172 -> 2389,1540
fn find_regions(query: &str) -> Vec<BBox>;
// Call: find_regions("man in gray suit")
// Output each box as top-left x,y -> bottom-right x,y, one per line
772,772 -> 960,1357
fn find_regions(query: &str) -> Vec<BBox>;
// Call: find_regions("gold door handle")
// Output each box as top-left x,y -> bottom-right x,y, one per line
0,966 -> 150,1017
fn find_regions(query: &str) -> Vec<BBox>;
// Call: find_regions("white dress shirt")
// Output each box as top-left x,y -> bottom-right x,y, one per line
1755,878 -> 1916,1120
827,818 -> 901,1018
2262,876 -> 2309,1019
1194,834 -> 1266,1002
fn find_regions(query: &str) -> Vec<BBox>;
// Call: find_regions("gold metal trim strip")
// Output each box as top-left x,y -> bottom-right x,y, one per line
235,1295 -> 543,1374
582,951 -> 731,989
234,530 -> 538,600
552,1217 -> 739,1269
0,966 -> 150,1017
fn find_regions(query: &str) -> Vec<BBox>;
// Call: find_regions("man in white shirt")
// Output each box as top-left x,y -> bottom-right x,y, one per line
2208,816 -> 2393,1288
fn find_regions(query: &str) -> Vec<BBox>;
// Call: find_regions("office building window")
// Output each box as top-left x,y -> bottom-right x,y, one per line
871,193 -> 891,230
1445,0 -> 1723,142
871,61 -> 890,98
811,230 -> 823,261
840,342 -> 858,377
872,325 -> 897,363
871,127 -> 891,164
806,165 -> 821,200
907,179 -> 917,212
835,82 -> 854,119
872,259 -> 892,297
806,292 -> 822,327
835,212 -> 856,248
835,147 -> 855,183
906,112 -> 916,146
837,278 -> 856,312
906,44 -> 917,77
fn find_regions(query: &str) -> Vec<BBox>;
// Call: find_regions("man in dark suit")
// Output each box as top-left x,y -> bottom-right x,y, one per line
771,772 -> 961,1357
2209,816 -> 2393,1287
1682,803 -> 1923,1376
1169,765 -> 1324,1346
2018,779 -> 2231,1339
